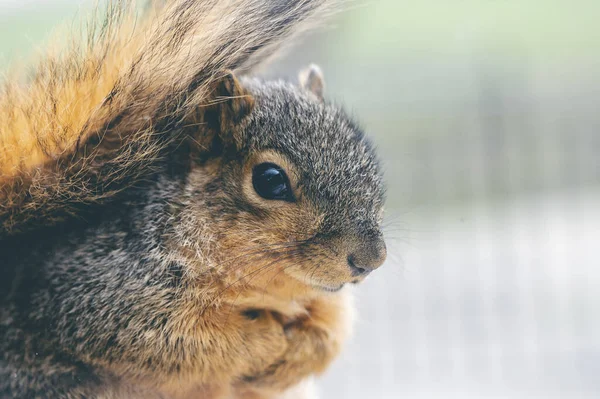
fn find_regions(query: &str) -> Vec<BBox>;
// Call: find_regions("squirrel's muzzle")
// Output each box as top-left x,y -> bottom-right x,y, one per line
345,231 -> 387,276
324,227 -> 387,278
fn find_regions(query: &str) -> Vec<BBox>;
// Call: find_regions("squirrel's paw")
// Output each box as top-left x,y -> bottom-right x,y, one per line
236,308 -> 289,377
238,293 -> 353,391
239,323 -> 332,390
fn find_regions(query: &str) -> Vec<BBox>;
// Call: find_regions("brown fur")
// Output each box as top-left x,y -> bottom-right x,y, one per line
0,1 -> 380,398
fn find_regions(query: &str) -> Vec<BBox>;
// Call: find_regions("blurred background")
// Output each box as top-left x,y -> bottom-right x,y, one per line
2,0 -> 599,398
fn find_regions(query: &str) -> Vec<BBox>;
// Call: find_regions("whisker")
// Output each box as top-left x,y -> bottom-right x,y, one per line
259,250 -> 306,302
202,239 -> 310,273
222,252 -> 297,327
200,247 -> 303,314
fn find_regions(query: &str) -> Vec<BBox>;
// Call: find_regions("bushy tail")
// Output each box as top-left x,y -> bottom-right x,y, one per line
0,0 -> 337,236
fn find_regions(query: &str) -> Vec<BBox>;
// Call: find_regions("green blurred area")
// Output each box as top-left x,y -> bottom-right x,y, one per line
341,0 -> 600,59
0,2 -> 84,69
4,0 -> 600,64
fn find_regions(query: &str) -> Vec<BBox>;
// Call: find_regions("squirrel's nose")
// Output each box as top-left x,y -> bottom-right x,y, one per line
346,233 -> 387,276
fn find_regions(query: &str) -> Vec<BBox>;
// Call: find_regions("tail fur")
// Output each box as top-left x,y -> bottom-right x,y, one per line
0,0 -> 337,236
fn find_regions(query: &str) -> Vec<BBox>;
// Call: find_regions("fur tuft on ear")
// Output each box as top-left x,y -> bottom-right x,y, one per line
213,72 -> 255,131
299,64 -> 325,101
186,71 -> 255,154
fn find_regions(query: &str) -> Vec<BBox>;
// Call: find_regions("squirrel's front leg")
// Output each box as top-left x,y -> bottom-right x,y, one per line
235,290 -> 354,394
156,306 -> 289,398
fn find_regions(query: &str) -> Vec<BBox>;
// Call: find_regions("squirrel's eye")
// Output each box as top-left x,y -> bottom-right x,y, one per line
252,163 -> 294,202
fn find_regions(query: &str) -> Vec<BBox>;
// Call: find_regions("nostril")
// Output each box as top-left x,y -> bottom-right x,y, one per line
347,254 -> 369,276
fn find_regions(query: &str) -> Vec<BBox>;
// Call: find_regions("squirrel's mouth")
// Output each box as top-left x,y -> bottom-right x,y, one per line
311,283 -> 345,293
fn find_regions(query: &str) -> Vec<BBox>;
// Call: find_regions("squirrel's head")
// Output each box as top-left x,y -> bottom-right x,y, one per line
176,66 -> 386,298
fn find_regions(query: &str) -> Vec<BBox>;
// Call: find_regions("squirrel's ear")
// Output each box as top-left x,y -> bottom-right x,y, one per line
186,71 -> 254,154
299,64 -> 325,101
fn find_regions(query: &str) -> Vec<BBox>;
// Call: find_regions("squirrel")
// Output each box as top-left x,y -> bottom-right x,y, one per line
0,0 -> 387,398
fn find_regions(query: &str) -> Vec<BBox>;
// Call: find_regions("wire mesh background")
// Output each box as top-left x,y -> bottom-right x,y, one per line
2,1 -> 599,398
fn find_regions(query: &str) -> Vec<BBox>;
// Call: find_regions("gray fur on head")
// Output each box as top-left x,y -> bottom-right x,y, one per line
242,77 -> 385,235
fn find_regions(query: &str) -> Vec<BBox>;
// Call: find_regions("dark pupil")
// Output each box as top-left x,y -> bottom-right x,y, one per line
252,163 -> 292,201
